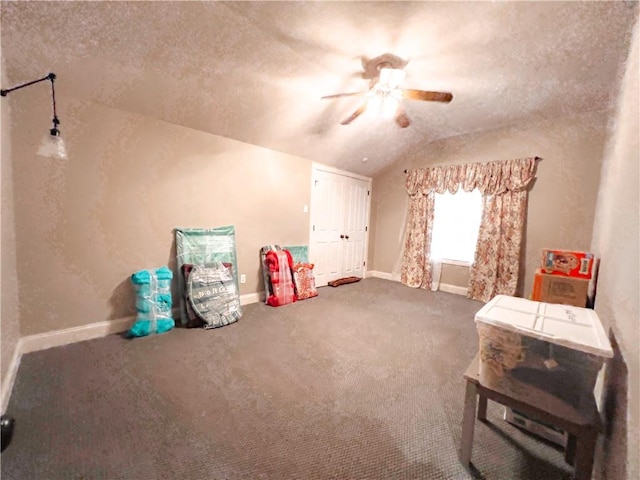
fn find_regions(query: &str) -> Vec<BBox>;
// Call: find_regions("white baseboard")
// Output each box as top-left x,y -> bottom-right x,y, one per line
365,272 -> 467,296
19,292 -> 263,354
366,270 -> 396,281
18,293 -> 262,355
439,283 -> 468,296
240,292 -> 261,306
20,316 -> 135,355
1,338 -> 23,414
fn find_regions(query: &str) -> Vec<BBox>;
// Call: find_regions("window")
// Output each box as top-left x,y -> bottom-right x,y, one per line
430,189 -> 483,264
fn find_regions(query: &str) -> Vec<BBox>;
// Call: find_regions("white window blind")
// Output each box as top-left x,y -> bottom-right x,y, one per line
430,189 -> 483,264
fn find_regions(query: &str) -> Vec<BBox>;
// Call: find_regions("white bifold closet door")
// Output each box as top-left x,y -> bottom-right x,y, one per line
309,164 -> 371,287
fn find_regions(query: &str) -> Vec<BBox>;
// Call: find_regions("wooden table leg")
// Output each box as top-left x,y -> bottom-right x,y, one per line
573,428 -> 597,480
477,394 -> 488,421
565,433 -> 577,465
460,379 -> 478,467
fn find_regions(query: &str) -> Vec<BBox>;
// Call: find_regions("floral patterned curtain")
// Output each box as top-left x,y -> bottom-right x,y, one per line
400,189 -> 435,288
401,158 -> 537,299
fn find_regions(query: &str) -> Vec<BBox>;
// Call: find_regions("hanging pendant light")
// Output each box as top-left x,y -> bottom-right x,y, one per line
1,72 -> 68,160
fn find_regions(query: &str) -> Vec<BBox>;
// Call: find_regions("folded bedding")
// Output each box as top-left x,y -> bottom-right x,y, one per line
128,266 -> 174,338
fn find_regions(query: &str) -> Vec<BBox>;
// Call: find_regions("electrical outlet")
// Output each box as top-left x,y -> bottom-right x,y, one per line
303,205 -> 309,213
240,274 -> 246,284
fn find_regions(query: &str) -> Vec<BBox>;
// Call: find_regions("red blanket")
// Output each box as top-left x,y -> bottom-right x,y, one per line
265,249 -> 297,307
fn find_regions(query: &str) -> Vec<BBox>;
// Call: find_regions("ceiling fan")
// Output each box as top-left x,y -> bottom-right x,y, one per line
321,53 -> 453,128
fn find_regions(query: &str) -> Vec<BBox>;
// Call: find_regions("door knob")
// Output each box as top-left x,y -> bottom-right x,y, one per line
345,235 -> 349,240
340,234 -> 345,239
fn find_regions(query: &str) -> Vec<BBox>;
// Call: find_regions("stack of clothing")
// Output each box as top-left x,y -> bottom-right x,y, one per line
264,249 -> 297,307
129,266 -> 175,337
261,245 -> 318,306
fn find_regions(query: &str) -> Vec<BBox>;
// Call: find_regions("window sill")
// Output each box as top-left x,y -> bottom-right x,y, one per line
434,259 -> 472,267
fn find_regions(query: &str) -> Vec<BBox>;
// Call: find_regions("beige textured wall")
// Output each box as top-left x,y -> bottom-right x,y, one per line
590,21 -> 639,480
1,59 -> 21,407
369,160 -> 411,280
10,94 -> 312,336
370,110 -> 608,297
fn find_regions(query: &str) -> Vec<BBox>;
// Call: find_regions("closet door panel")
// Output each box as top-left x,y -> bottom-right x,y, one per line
310,171 -> 344,286
310,165 -> 371,286
342,178 -> 369,278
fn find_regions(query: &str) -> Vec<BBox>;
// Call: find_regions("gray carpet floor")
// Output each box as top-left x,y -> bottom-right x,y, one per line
1,278 -> 573,479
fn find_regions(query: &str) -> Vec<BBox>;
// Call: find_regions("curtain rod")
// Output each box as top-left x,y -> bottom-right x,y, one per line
403,156 -> 542,173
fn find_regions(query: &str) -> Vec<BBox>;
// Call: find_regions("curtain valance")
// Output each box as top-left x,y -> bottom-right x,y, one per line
405,157 -> 538,196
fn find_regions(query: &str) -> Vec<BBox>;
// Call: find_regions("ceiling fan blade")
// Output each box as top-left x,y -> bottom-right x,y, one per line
395,107 -> 411,128
321,91 -> 367,100
402,89 -> 453,103
341,103 -> 367,125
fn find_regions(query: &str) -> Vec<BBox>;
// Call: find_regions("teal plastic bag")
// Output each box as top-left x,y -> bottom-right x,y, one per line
128,266 -> 175,338
128,318 -> 175,337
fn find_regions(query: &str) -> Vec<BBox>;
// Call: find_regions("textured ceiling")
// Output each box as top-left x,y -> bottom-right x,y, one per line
1,1 -> 637,176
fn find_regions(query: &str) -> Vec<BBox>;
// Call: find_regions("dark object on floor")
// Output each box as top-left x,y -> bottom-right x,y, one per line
1,415 -> 15,453
327,276 -> 361,287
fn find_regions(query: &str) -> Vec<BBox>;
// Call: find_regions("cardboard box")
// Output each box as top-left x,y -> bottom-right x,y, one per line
532,269 -> 590,307
504,407 -> 566,446
541,249 -> 595,279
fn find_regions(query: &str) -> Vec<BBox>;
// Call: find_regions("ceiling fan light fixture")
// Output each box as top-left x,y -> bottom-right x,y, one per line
380,95 -> 400,119
366,69 -> 403,119
322,54 -> 453,128
366,92 -> 400,120
378,67 -> 406,89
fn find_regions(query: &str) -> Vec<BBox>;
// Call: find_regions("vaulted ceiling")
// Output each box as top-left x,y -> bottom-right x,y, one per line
1,1 -> 637,176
